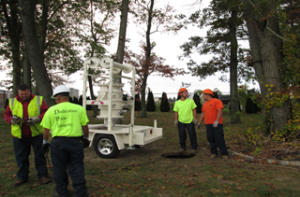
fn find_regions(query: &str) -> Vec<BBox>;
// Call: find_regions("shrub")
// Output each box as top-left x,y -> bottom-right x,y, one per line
73,96 -> 79,105
213,91 -> 219,99
160,92 -> 170,112
245,96 -> 261,114
193,93 -> 202,113
146,90 -> 156,112
4,98 -> 9,109
134,94 -> 141,111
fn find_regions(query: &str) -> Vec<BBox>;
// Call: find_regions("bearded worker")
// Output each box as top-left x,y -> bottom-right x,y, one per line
4,84 -> 51,186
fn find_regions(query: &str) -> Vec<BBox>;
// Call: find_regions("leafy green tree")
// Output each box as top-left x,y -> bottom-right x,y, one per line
1,0 -> 22,96
132,0 -> 184,117
160,92 -> 170,112
180,0 -> 252,123
242,0 -> 291,134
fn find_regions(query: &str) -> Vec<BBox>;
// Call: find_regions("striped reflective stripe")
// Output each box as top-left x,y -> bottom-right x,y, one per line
37,96 -> 40,115
11,98 -> 15,108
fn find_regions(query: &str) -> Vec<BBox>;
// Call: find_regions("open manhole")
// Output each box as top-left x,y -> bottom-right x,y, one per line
161,152 -> 195,159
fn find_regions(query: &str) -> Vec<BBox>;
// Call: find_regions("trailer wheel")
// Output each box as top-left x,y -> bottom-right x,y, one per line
93,135 -> 120,158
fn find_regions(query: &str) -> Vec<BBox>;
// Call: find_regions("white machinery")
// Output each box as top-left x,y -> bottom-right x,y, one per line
82,57 -> 163,158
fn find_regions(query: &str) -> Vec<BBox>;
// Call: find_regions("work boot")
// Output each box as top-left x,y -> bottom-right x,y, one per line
210,154 -> 217,159
179,148 -> 186,153
39,176 -> 52,184
222,155 -> 229,161
12,180 -> 28,187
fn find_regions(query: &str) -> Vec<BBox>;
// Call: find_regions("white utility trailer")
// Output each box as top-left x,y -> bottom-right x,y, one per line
82,57 -> 163,158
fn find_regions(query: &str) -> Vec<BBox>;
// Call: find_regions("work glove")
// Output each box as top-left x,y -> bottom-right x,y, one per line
82,137 -> 90,148
11,115 -> 21,125
197,122 -> 201,129
213,120 -> 219,128
174,120 -> 178,127
27,116 -> 41,125
192,119 -> 198,125
42,140 -> 50,154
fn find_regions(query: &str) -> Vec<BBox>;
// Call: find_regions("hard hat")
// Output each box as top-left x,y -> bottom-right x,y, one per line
178,88 -> 188,96
52,85 -> 70,98
202,89 -> 214,96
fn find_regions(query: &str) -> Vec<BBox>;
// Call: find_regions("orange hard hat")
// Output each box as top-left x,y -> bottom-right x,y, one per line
202,89 -> 214,96
178,88 -> 187,96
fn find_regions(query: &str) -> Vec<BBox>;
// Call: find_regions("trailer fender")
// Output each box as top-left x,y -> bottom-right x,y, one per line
91,133 -> 125,150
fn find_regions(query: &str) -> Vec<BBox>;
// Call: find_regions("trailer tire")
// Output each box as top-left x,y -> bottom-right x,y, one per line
93,135 -> 120,158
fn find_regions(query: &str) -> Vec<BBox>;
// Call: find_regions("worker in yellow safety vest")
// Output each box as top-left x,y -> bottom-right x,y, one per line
4,84 -> 51,186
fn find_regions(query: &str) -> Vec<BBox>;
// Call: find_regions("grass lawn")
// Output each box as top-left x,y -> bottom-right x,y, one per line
0,110 -> 300,197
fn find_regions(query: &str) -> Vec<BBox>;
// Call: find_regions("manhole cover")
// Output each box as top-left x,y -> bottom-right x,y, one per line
161,152 -> 195,159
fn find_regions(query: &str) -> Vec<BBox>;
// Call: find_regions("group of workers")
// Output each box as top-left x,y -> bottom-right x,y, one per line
4,83 -> 228,197
4,84 -> 89,197
174,88 -> 228,160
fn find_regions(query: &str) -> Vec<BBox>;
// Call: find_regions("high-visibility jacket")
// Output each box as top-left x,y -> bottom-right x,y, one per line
9,96 -> 44,138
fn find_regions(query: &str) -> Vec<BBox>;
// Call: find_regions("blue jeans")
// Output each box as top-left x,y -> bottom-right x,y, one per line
178,121 -> 197,150
13,134 -> 48,180
205,124 -> 228,155
51,137 -> 87,197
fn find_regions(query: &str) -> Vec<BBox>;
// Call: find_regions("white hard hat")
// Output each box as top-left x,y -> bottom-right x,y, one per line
52,85 -> 70,98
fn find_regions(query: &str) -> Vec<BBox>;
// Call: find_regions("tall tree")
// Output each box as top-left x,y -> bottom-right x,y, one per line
78,0 -> 119,116
18,0 -> 54,105
180,0 -> 252,123
1,0 -> 22,96
124,44 -> 185,102
133,0 -> 183,117
242,0 -> 291,134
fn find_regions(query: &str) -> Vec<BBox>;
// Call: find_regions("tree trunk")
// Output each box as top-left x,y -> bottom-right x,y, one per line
140,0 -> 154,118
115,0 -> 129,68
88,75 -> 98,117
18,0 -> 54,106
114,0 -> 129,122
243,0 -> 291,134
22,51 -> 31,91
229,9 -> 241,124
2,0 -> 21,96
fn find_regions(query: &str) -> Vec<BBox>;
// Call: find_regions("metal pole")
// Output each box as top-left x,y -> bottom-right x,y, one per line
108,58 -> 113,131
131,68 -> 135,126
82,61 -> 88,109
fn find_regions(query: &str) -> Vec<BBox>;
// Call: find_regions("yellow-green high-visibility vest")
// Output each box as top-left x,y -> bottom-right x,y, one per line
9,96 -> 44,138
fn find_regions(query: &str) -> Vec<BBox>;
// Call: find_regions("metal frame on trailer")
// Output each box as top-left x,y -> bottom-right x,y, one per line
82,57 -> 163,158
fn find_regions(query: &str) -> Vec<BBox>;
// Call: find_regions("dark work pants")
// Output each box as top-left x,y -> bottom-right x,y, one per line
178,121 -> 197,150
51,138 -> 87,197
205,124 -> 228,155
13,134 -> 48,180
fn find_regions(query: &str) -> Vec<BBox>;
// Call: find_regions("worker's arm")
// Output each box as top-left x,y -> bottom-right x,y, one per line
4,105 -> 13,124
199,112 -> 205,123
174,111 -> 178,121
193,108 -> 197,119
216,108 -> 223,122
43,128 -> 51,141
82,125 -> 89,138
